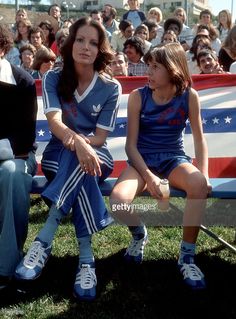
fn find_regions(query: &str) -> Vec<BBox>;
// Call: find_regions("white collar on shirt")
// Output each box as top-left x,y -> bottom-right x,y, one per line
0,58 -> 16,85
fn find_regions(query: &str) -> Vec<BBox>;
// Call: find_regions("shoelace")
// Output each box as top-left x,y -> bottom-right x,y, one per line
181,263 -> 204,281
75,265 -> 97,289
24,242 -> 47,268
127,236 -> 147,257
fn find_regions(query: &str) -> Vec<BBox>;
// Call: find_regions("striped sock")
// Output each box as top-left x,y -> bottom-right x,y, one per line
178,241 -> 196,265
129,225 -> 147,240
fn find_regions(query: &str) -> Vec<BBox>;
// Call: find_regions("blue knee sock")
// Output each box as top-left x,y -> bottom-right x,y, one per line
37,204 -> 64,246
129,225 -> 147,240
78,235 -> 94,266
178,241 -> 196,265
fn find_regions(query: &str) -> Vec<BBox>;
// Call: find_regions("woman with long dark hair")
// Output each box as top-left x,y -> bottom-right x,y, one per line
15,16 -> 121,301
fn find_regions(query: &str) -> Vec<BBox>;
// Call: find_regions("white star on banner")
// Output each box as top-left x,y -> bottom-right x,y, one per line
119,124 -> 126,129
224,116 -> 232,124
38,129 -> 45,136
202,118 -> 207,124
212,117 -> 219,124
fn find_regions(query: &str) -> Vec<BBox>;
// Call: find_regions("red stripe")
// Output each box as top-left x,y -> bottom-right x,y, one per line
208,158 -> 236,178
36,74 -> 236,96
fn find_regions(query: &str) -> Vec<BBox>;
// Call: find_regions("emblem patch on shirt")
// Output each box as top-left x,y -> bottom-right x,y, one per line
91,104 -> 101,116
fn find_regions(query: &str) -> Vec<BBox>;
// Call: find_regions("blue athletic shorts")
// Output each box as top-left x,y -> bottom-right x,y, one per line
140,152 -> 192,178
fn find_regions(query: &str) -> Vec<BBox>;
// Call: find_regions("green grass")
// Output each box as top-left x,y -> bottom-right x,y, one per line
1,196 -> 236,319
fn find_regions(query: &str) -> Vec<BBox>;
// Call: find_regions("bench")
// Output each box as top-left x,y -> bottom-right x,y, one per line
31,175 -> 236,254
32,175 -> 236,199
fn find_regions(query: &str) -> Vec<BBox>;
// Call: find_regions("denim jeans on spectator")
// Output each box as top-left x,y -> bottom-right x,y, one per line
0,151 -> 37,276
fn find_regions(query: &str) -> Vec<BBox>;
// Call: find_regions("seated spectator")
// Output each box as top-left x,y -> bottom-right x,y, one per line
217,9 -> 233,42
147,6 -> 162,24
163,17 -> 183,39
134,24 -> 152,53
62,18 -> 74,29
4,25 -> 21,66
101,4 -> 119,35
90,10 -> 111,42
38,20 -> 55,48
110,51 -> 128,76
19,43 -> 36,74
31,48 -> 56,79
173,7 -> 194,51
5,46 -> 20,67
11,8 -> 28,35
14,18 -> 32,49
54,27 -> 69,68
111,20 -> 134,52
197,49 -> 225,74
122,0 -> 146,29
123,36 -> 148,76
186,34 -> 213,74
143,20 -> 160,46
197,24 -> 221,55
218,25 -> 236,72
161,30 -> 179,44
192,9 -> 213,36
48,4 -> 63,29
146,7 -> 163,45
29,26 -> 47,51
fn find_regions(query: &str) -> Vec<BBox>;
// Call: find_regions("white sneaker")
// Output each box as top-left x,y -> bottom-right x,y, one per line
15,239 -> 52,280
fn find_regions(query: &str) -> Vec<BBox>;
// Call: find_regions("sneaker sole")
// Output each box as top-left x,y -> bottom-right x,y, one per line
73,291 -> 96,301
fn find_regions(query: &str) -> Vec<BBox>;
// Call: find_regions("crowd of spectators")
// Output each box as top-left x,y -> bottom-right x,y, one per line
2,2 -> 236,80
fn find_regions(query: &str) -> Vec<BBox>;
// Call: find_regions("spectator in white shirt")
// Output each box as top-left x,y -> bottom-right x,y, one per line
146,7 -> 164,45
217,9 -> 233,42
111,20 -> 134,52
173,7 -> 194,51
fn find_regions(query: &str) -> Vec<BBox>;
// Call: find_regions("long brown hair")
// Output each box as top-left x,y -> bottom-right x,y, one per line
144,43 -> 192,96
58,16 -> 114,101
222,25 -> 236,55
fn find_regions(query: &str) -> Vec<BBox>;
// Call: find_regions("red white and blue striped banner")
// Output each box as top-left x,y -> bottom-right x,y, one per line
35,74 -> 236,178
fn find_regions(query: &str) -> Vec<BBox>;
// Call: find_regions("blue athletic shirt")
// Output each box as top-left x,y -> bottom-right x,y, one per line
42,69 -> 121,138
137,85 -> 189,155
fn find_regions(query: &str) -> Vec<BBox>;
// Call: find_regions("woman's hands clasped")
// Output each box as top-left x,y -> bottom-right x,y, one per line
73,135 -> 103,176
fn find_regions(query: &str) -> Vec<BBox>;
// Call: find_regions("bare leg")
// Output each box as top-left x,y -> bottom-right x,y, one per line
110,165 -> 146,227
168,163 -> 208,243
110,165 -> 148,263
168,163 -> 208,290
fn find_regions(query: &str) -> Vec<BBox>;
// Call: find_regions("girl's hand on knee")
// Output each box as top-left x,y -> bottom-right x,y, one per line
146,174 -> 163,199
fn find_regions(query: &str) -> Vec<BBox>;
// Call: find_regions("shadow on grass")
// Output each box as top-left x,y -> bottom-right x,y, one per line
0,250 -> 236,319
